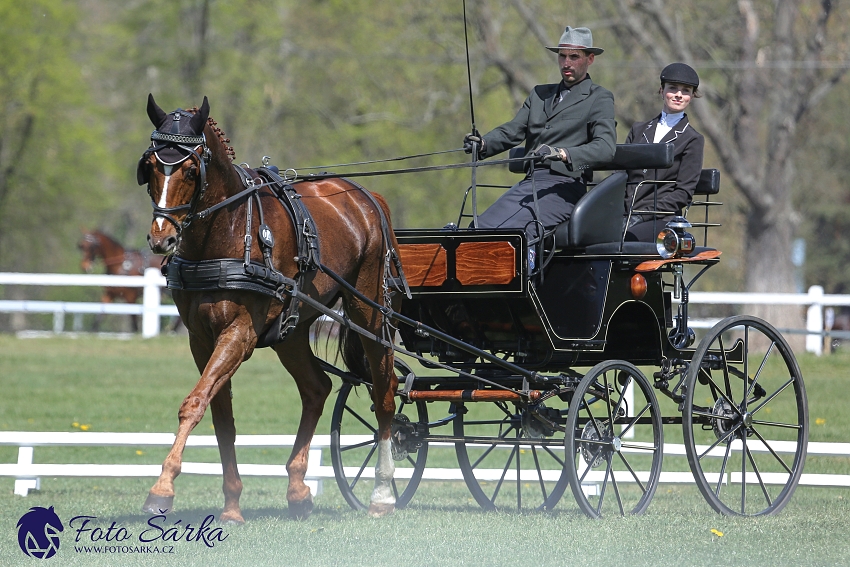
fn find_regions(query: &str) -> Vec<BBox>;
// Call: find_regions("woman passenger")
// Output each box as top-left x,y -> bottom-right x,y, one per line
623,63 -> 705,242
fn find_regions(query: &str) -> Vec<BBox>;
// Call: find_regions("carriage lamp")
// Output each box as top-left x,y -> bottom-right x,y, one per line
656,216 -> 696,259
630,273 -> 647,299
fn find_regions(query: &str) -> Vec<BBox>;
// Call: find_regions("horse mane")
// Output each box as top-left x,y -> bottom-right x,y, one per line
189,105 -> 235,161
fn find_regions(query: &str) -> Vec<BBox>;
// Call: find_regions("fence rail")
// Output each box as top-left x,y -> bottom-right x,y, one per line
3,272 -> 850,353
1,432 -> 848,498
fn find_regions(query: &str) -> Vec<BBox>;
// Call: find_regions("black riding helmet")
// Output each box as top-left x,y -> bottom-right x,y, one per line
660,63 -> 699,88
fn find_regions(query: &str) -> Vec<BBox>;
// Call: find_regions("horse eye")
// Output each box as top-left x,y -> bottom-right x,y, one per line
186,165 -> 197,180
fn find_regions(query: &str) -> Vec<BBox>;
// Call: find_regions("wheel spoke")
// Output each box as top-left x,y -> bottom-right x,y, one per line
610,455 -> 625,516
714,440 -> 733,497
350,443 -> 377,491
490,445 -> 517,505
611,374 -> 632,427
750,427 -> 794,475
698,423 -> 742,461
603,371 -> 614,424
741,433 -> 747,515
596,454 -> 613,516
619,402 -> 651,438
542,444 -> 566,467
750,419 -> 802,430
751,378 -> 795,416
578,445 -> 604,483
531,446 -> 549,503
340,438 -> 376,452
345,404 -> 378,433
616,451 -> 647,494
719,334 -> 733,400
745,443 -> 773,508
746,341 -> 776,399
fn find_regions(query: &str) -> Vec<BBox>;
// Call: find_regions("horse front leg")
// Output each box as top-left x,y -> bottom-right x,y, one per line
210,381 -> 244,524
143,330 -> 251,515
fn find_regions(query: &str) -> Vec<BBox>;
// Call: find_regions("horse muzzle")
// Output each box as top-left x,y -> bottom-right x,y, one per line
147,232 -> 179,256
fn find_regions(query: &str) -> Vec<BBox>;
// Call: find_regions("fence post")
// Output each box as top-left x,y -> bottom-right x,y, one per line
806,285 -> 824,356
142,268 -> 162,338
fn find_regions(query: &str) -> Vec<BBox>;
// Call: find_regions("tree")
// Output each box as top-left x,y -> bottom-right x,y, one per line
605,0 -> 848,329
469,0 -> 849,331
0,2 -> 115,273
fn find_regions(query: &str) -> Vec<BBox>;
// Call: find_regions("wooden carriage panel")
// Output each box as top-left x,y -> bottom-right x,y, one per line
455,241 -> 516,285
398,243 -> 447,287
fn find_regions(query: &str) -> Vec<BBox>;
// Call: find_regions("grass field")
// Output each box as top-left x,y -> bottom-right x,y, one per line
1,334 -> 849,566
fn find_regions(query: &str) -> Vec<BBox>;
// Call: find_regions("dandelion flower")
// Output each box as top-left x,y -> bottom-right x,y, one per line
136,450 -> 144,456
80,424 -> 90,431
711,528 -> 724,537
816,418 -> 826,426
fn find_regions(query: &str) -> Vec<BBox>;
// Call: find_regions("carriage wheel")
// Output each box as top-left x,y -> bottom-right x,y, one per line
565,360 -> 663,519
330,365 -> 429,511
683,315 -> 808,516
453,392 -> 570,511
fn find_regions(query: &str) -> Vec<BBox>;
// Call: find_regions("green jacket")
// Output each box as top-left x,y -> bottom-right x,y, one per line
480,76 -> 616,177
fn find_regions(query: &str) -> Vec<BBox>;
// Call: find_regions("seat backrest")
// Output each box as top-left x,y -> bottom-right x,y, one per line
568,171 -> 628,247
694,168 -> 720,195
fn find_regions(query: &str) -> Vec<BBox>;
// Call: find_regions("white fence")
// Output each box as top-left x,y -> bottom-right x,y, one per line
3,272 -> 850,354
2,431 -> 849,498
0,270 -> 176,338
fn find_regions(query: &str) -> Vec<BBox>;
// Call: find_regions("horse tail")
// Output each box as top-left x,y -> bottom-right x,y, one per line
339,324 -> 371,381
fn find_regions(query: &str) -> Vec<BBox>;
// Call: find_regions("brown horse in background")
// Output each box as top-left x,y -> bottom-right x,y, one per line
139,95 -> 401,522
78,230 -> 164,331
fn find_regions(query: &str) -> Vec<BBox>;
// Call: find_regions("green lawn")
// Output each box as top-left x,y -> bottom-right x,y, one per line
0,335 -> 848,566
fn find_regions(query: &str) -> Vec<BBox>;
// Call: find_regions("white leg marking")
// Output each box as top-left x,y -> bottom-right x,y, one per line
371,438 -> 396,505
155,165 -> 175,230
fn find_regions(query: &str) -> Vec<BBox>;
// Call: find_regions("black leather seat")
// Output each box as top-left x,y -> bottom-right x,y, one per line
553,172 -> 627,249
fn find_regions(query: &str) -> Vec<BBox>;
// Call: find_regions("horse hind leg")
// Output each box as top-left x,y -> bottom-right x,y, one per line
272,326 -> 332,520
341,316 -> 398,517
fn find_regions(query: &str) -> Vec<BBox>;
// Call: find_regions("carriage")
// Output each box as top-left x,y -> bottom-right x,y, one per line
139,97 -> 807,522
324,144 -> 808,518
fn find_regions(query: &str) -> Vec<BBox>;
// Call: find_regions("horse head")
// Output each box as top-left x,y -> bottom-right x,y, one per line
139,94 -> 211,255
78,231 -> 100,273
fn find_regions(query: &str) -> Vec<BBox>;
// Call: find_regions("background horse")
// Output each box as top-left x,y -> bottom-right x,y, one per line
139,95 -> 401,522
78,230 -> 164,331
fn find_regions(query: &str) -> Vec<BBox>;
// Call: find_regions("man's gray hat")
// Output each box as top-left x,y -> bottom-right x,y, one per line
546,26 -> 604,55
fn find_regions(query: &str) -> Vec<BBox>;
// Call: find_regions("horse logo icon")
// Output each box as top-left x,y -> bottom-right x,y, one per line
16,506 -> 64,559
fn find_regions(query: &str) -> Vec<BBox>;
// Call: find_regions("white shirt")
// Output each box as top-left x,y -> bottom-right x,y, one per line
653,111 -> 685,143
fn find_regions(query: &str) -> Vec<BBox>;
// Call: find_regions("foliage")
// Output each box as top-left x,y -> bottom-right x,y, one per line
0,0 -> 848,299
0,2 -> 115,273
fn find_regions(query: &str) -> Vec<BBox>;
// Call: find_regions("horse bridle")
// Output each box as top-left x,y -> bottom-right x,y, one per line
137,111 -> 211,235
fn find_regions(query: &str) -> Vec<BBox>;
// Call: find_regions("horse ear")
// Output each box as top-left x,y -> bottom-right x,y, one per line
147,94 -> 168,128
190,96 -> 210,135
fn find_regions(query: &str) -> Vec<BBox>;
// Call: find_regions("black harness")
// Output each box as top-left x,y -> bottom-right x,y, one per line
140,116 -> 408,348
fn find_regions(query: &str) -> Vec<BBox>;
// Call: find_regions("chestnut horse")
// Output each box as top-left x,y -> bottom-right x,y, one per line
78,230 -> 163,331
139,95 -> 401,522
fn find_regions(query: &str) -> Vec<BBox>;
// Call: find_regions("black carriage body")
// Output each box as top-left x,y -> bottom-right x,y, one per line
396,229 -> 671,370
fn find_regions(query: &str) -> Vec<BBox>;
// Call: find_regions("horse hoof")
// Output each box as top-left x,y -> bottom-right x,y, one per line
142,493 -> 174,515
218,511 -> 245,525
367,503 -> 395,518
289,497 -> 314,520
